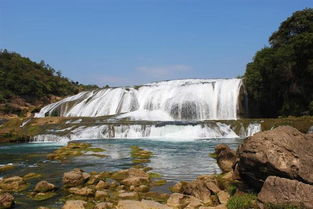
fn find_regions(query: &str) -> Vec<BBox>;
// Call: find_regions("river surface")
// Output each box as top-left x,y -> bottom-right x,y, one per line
0,137 -> 241,208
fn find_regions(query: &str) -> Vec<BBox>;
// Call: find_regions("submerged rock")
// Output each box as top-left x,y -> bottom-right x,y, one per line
236,126 -> 313,189
0,193 -> 14,209
258,176 -> 313,209
215,144 -> 236,173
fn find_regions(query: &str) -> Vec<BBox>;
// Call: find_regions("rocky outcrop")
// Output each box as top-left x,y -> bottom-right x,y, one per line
236,126 -> 313,190
258,176 -> 313,209
215,144 -> 236,173
0,193 -> 14,208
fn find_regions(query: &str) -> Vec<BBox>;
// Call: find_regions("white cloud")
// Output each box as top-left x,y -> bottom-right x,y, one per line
136,65 -> 193,77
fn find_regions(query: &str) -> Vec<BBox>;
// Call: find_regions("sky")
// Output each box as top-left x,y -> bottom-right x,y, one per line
1,0 -> 313,87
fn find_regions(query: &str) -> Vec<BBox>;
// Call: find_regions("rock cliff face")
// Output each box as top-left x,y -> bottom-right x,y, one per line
236,126 -> 313,190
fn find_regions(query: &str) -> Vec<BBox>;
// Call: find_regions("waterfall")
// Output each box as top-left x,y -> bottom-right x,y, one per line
33,122 -> 239,143
35,78 -> 243,121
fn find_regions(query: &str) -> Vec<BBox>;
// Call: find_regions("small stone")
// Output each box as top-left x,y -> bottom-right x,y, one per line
0,193 -> 14,208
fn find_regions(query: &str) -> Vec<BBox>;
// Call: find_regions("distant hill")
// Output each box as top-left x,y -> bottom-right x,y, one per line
0,49 -> 99,117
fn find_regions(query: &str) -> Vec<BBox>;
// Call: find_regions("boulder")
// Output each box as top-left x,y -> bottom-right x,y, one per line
258,176 -> 313,209
236,126 -> 313,189
0,193 -> 14,208
63,169 -> 89,187
215,144 -> 236,173
62,200 -> 87,209
34,181 -> 56,192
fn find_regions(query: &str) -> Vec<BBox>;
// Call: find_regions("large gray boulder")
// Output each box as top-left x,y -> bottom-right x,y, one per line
236,126 -> 313,190
258,176 -> 313,209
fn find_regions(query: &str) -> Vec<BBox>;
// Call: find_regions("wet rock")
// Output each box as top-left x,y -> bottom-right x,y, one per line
0,193 -> 14,208
94,202 -> 114,209
215,144 -> 236,173
0,176 -> 28,192
31,192 -> 56,201
236,126 -> 313,189
34,181 -> 56,192
23,172 -> 42,180
257,176 -> 313,209
63,169 -> 89,187
0,164 -> 15,172
68,187 -> 94,196
62,200 -> 87,209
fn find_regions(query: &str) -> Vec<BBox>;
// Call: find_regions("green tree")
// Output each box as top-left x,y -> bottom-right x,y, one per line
244,8 -> 313,117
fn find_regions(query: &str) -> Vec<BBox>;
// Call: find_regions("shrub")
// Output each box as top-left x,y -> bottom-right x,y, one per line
227,193 -> 257,209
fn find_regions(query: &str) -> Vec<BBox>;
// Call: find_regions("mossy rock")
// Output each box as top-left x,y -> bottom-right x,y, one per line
0,164 -> 15,172
151,179 -> 167,186
148,172 -> 161,179
29,192 -> 57,201
85,147 -> 105,152
23,172 -> 42,180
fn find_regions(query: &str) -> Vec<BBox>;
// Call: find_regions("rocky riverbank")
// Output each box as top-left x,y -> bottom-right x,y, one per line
0,125 -> 312,209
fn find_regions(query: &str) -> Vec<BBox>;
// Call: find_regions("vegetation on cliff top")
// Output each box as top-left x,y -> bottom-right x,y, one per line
244,8 -> 313,117
0,49 -> 98,116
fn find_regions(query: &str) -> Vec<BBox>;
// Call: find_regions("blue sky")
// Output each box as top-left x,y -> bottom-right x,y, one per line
1,0 -> 313,87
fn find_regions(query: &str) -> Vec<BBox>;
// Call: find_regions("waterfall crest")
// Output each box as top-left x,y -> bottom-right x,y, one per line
35,79 -> 243,121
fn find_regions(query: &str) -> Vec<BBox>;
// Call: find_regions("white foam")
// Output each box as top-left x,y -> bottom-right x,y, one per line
35,79 -> 243,121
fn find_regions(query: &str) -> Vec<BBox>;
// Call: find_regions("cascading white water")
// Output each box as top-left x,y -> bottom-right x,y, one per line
33,122 -> 239,143
35,79 -> 243,121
